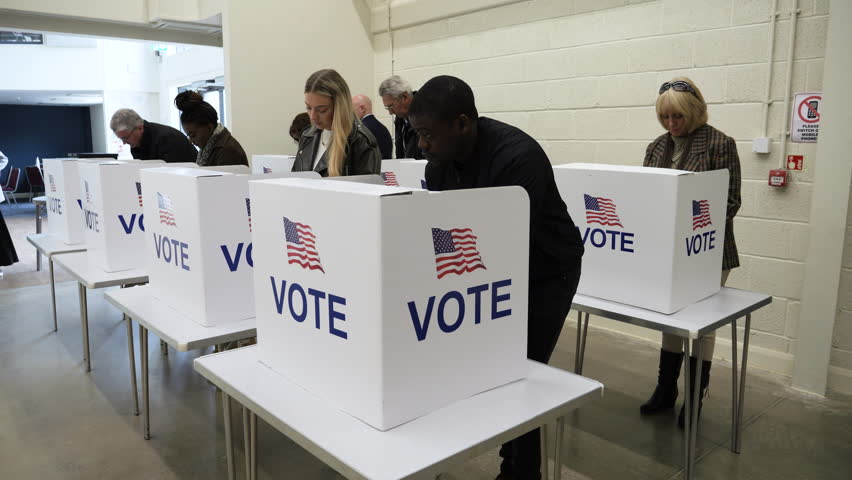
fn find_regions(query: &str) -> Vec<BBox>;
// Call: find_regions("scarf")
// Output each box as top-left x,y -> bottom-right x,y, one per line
196,123 -> 225,166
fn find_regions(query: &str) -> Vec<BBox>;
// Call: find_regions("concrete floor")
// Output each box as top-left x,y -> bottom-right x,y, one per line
2,203 -> 851,479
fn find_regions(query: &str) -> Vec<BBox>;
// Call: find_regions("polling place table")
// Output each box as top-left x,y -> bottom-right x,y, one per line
105,285 -> 257,440
32,196 -> 47,270
570,287 -> 771,480
25,233 -> 87,331
52,251 -> 147,372
194,346 -> 603,480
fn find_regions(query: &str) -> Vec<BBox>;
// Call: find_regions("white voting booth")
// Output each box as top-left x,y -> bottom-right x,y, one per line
78,161 -> 165,272
553,164 -> 728,314
43,157 -> 114,245
249,178 -> 529,430
380,159 -> 428,189
141,167 -> 319,326
252,155 -> 295,174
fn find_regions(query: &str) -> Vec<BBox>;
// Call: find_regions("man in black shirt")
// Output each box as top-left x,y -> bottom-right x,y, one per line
409,76 -> 583,480
110,108 -> 199,163
378,75 -> 425,159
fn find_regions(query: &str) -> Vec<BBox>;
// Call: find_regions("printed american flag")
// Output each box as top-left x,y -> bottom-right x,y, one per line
263,166 -> 272,174
49,174 -> 56,192
432,227 -> 487,279
381,172 -> 399,186
245,198 -> 252,232
584,194 -> 623,228
135,182 -> 143,207
157,192 -> 177,227
692,200 -> 712,230
284,217 -> 324,273
84,181 -> 91,203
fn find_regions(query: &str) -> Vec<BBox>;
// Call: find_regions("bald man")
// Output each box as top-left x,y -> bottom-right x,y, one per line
353,94 -> 393,159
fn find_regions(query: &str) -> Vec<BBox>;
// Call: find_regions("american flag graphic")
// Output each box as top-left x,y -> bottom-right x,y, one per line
49,174 -> 56,192
157,192 -> 177,227
135,182 -> 143,207
245,198 -> 252,232
584,194 -> 623,228
263,166 -> 272,174
432,227 -> 487,279
692,200 -> 712,230
284,217 -> 324,273
84,181 -> 91,203
381,172 -> 399,186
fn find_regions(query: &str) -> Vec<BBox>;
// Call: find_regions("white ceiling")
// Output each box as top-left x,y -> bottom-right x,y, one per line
0,90 -> 103,106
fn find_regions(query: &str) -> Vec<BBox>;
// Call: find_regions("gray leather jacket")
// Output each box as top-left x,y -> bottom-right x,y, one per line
292,119 -> 381,177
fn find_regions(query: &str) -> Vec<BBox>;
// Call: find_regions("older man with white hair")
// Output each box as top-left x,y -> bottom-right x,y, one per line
110,108 -> 198,163
378,75 -> 424,160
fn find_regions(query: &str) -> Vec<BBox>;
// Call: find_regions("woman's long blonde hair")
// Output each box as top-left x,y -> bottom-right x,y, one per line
305,69 -> 354,177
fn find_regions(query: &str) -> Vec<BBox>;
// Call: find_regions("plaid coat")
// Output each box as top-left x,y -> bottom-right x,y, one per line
643,124 -> 741,270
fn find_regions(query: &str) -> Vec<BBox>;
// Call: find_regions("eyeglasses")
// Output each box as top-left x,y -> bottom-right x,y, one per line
659,81 -> 698,97
116,126 -> 138,142
383,101 -> 396,112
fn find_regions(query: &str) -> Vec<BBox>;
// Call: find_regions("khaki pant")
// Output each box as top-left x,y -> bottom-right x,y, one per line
661,270 -> 730,360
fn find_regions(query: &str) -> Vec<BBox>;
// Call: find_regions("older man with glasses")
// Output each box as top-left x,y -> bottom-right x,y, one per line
110,108 -> 199,163
378,75 -> 425,160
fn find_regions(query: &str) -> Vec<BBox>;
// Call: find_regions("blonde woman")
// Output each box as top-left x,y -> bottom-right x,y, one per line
293,69 -> 381,177
640,77 -> 741,428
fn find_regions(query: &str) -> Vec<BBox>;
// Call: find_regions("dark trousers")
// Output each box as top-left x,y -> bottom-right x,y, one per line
499,264 -> 581,480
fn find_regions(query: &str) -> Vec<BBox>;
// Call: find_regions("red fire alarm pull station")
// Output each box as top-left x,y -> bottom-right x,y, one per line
769,169 -> 787,187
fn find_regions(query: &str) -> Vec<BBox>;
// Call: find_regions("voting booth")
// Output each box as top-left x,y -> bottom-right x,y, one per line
553,164 -> 728,313
78,161 -> 165,272
252,155 -> 295,174
380,159 -> 428,189
249,178 -> 529,430
141,167 -> 320,326
43,157 -> 112,245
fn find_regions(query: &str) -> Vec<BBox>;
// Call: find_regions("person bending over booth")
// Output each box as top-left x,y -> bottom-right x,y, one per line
293,69 -> 381,177
640,76 -> 742,428
110,108 -> 198,163
409,75 -> 584,480
174,91 -> 248,167
378,75 -> 424,160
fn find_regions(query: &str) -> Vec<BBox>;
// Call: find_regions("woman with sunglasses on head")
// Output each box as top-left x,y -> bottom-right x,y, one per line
293,69 -> 381,177
640,77 -> 741,428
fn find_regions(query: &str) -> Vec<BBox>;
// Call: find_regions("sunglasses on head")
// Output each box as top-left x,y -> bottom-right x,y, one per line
659,81 -> 698,97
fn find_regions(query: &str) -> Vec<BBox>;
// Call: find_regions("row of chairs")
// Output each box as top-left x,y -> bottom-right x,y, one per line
2,166 -> 45,204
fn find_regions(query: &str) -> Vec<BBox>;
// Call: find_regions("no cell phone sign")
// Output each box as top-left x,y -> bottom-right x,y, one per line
791,92 -> 821,143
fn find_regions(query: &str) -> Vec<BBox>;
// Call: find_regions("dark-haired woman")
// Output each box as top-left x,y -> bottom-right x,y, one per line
174,91 -> 248,167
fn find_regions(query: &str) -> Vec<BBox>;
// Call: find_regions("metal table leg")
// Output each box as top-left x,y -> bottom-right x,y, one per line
222,391 -> 235,480
49,258 -> 57,331
682,339 -> 691,480
125,314 -> 140,416
78,283 -> 91,372
730,318 -> 739,451
553,416 -> 564,480
689,340 -> 704,478
541,422 -> 549,479
574,311 -> 583,374
140,325 -> 150,440
734,314 -> 752,454
242,407 -> 251,478
250,412 -> 257,480
578,312 -> 590,374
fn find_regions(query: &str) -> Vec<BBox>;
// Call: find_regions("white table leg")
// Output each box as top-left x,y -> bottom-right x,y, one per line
730,318 -> 738,451
140,325 -> 150,440
734,314 -> 752,453
49,258 -> 57,331
689,340 -> 704,478
78,283 -> 91,372
553,416 -> 564,480
682,338 -> 691,480
222,391 -> 235,480
125,314 -> 139,416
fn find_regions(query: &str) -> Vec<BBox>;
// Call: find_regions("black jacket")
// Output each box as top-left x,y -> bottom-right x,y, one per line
425,117 -> 584,280
292,119 -> 382,177
199,127 -> 248,167
361,114 -> 393,159
131,121 -> 198,163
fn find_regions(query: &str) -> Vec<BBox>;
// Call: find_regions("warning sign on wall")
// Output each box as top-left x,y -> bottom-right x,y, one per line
791,92 -> 822,143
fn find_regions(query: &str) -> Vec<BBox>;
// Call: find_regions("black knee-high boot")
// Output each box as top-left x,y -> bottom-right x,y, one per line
640,349 -> 683,415
678,357 -> 712,428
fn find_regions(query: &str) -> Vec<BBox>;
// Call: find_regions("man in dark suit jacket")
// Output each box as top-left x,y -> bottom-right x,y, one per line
110,108 -> 198,163
378,75 -> 425,159
352,95 -> 393,159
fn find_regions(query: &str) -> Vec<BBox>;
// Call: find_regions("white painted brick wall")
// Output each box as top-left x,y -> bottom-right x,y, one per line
375,0 -> 847,390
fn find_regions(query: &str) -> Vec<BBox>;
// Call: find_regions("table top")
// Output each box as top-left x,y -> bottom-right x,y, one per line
105,286 -> 256,352
571,287 -> 772,338
195,346 -> 603,480
33,195 -> 47,205
53,251 -> 148,289
26,233 -> 86,258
